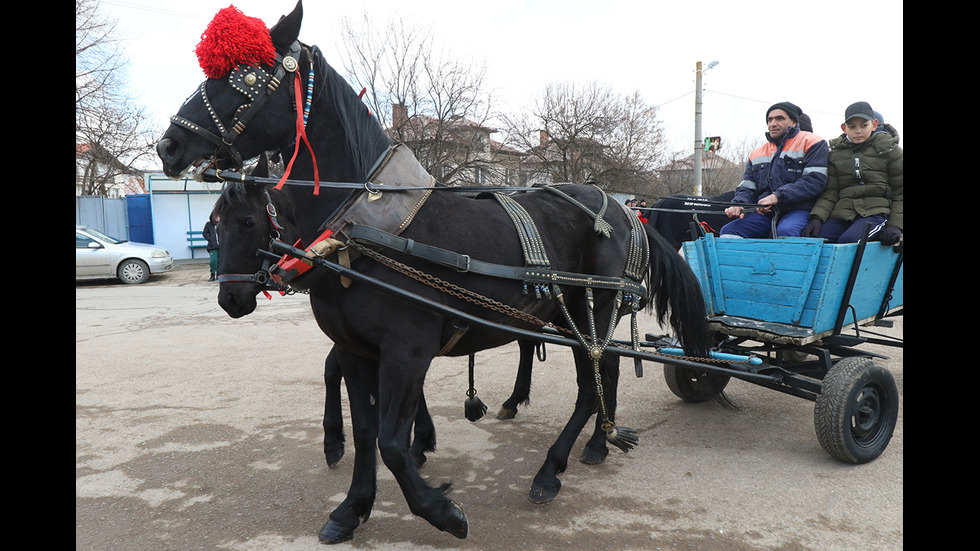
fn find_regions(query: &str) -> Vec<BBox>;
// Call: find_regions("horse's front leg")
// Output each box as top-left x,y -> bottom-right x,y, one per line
528,347 -> 599,504
376,347 -> 468,539
322,348 -> 345,468
319,352 -> 379,544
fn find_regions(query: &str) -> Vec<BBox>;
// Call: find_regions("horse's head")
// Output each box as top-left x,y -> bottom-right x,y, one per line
212,156 -> 296,318
156,1 -> 306,179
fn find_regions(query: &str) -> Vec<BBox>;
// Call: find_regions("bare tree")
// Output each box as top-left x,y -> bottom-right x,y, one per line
76,0 -> 157,195
653,138 -> 753,198
601,91 -> 668,192
501,81 -> 666,194
335,14 -> 509,186
700,142 -> 749,197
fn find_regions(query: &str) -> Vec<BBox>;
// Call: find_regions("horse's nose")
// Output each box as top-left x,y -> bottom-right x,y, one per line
217,285 -> 257,319
156,138 -> 184,179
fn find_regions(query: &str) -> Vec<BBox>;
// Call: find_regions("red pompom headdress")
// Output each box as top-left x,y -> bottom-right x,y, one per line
195,5 -> 277,79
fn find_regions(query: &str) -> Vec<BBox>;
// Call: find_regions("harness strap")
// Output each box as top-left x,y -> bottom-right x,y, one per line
436,322 -> 469,357
218,259 -> 291,295
619,200 -> 649,284
347,224 -> 647,297
319,144 -> 435,238
542,185 -> 614,237
492,193 -> 551,269
616,199 -> 650,376
552,283 -> 638,452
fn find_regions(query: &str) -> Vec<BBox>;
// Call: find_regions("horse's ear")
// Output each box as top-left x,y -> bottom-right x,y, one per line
251,152 -> 270,178
270,0 -> 303,53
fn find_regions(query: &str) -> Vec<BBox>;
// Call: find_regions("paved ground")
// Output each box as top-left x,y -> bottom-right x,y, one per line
76,262 -> 903,550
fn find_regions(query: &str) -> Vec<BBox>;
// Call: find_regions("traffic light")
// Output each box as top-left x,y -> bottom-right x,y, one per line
704,136 -> 721,151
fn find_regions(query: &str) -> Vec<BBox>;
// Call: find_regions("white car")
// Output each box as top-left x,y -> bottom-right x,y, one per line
76,225 -> 174,284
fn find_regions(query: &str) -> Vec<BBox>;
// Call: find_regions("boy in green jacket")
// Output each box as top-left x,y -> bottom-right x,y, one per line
801,101 -> 902,244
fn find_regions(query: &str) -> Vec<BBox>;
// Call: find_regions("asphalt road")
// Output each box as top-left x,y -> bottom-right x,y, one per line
76,262 -> 903,550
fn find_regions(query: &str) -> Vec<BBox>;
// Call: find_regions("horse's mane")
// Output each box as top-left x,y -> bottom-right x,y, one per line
310,45 -> 392,182
211,180 -> 299,235
211,181 -> 255,216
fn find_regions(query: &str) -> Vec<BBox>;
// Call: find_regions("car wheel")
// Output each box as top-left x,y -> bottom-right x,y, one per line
118,259 -> 150,284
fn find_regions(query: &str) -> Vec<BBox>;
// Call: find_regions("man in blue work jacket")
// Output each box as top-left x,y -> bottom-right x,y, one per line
721,102 -> 829,238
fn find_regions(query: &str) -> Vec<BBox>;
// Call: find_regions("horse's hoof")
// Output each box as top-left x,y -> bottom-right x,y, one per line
324,448 -> 344,469
496,407 -> 517,420
528,482 -> 560,504
579,446 -> 608,465
443,500 -> 468,539
318,519 -> 355,544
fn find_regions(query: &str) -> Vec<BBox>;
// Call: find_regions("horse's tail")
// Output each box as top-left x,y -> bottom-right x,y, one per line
643,223 -> 712,358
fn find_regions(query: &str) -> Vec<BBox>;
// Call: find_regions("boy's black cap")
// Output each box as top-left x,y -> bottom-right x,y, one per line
844,101 -> 875,121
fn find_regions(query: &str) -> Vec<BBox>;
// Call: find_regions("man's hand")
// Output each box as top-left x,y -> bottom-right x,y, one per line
756,193 -> 778,213
724,205 -> 744,219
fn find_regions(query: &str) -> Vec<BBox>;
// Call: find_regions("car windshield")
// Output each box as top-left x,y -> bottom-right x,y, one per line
83,227 -> 126,244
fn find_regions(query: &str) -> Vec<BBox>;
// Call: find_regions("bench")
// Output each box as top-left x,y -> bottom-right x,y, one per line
187,231 -> 209,259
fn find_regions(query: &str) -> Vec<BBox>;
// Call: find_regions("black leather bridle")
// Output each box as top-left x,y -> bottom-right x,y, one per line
216,189 -> 295,294
169,40 -> 308,295
168,41 -> 303,171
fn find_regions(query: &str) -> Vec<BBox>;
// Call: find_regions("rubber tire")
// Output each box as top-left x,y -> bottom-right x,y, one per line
118,259 -> 150,284
663,364 -> 731,403
814,356 -> 899,464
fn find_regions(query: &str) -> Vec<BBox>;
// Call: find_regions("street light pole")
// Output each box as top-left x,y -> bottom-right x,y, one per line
693,60 -> 718,196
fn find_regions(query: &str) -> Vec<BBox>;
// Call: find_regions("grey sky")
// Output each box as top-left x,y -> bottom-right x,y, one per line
101,0 -> 903,167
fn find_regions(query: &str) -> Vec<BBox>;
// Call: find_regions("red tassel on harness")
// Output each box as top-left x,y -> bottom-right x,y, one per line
195,5 -> 276,79
275,71 -> 320,194
196,5 -> 319,195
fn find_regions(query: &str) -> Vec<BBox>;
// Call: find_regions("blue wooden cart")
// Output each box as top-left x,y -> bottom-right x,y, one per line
660,230 -> 903,464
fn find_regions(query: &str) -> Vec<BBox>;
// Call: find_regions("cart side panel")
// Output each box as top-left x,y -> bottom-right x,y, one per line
683,236 -> 723,314
684,237 -> 903,334
797,243 -> 856,329
808,243 -> 903,331
684,236 -> 825,324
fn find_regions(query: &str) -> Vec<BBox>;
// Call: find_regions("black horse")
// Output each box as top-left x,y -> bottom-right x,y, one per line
157,1 -> 711,542
219,157 -> 543,470
643,191 -> 736,250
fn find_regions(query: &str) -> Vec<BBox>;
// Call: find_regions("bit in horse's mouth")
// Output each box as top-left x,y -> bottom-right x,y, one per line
191,157 -> 217,182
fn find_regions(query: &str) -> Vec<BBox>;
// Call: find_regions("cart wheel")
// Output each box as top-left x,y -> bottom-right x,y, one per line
663,364 -> 730,403
814,356 -> 899,464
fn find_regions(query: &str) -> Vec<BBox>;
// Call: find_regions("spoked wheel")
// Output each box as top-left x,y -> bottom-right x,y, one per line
663,364 -> 731,403
814,356 -> 899,464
